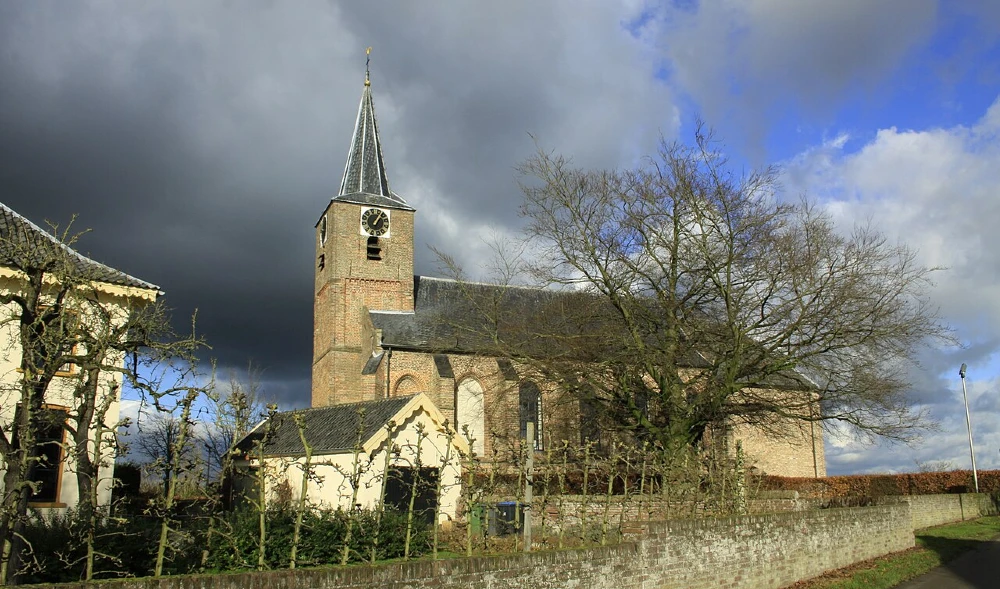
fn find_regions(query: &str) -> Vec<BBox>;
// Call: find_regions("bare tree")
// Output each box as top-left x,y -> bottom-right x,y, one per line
140,378 -> 212,578
441,128 -> 951,455
288,413 -> 315,570
202,363 -> 267,484
134,412 -> 202,495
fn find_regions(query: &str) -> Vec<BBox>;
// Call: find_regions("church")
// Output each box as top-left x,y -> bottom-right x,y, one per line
309,70 -> 826,478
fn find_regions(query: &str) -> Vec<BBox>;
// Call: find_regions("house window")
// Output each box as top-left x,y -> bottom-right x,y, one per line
519,381 -> 542,450
366,236 -> 382,260
13,405 -> 69,506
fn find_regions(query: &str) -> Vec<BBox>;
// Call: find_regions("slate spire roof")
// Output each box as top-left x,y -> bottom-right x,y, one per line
0,202 -> 158,291
335,72 -> 413,212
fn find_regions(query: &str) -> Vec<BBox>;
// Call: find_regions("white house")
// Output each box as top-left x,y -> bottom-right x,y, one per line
0,202 -> 159,511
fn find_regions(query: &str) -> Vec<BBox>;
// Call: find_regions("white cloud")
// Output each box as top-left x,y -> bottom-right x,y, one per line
786,95 -> 1000,473
787,96 -> 1000,345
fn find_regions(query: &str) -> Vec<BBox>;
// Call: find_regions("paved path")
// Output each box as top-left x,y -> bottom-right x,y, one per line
893,538 -> 1000,589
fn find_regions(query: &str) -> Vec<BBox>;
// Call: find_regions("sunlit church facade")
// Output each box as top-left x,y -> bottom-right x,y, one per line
309,72 -> 825,477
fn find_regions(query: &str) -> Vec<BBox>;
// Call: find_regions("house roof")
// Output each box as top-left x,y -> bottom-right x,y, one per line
235,395 -> 416,456
0,202 -> 159,291
334,77 -> 413,212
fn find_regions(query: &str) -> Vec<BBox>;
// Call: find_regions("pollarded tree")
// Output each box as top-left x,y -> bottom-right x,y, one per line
444,129 -> 950,456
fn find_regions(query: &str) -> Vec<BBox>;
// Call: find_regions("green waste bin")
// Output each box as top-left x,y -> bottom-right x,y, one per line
468,503 -> 487,535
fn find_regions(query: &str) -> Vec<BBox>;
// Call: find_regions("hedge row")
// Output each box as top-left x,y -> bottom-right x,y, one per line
760,470 -> 1000,499
19,506 -> 430,583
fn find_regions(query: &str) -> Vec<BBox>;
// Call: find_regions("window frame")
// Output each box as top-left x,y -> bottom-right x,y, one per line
366,236 -> 382,261
519,381 -> 543,451
12,403 -> 70,508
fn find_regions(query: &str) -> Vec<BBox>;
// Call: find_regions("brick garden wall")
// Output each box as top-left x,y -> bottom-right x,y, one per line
745,490 -> 1000,530
892,493 -> 999,530
34,502 -> 930,589
527,490 -> 998,526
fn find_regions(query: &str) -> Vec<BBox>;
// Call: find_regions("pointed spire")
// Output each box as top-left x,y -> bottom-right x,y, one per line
335,48 -> 413,211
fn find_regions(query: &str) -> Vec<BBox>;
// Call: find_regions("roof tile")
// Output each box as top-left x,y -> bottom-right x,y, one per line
236,395 -> 415,456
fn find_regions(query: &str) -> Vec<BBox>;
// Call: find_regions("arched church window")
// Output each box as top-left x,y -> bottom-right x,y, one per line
456,377 -> 485,456
366,236 -> 381,260
519,381 -> 542,450
393,375 -> 421,396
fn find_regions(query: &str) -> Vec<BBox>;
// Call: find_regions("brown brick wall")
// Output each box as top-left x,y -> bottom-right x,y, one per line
312,201 -> 414,406
343,354 -> 580,460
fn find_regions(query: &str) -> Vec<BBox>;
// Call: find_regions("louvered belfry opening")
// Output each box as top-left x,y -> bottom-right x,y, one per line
366,236 -> 381,260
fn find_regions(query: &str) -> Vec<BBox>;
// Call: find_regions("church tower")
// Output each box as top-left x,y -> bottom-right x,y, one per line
312,63 -> 415,407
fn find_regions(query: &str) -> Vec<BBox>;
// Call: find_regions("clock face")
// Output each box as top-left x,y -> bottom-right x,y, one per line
360,207 -> 390,237
319,215 -> 328,244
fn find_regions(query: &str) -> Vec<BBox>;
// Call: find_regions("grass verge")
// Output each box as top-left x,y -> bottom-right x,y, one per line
789,516 -> 1000,589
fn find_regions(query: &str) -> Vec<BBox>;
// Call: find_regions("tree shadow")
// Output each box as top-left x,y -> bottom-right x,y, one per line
910,535 -> 1000,588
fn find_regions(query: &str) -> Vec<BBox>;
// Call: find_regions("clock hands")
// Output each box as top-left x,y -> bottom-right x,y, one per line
362,208 -> 389,236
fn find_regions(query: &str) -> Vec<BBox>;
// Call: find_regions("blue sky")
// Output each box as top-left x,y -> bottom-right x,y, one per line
644,0 -> 1000,474
3,1 -> 1000,475
764,9 -> 1000,163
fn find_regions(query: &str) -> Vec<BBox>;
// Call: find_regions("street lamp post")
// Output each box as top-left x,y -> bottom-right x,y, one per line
958,363 -> 979,493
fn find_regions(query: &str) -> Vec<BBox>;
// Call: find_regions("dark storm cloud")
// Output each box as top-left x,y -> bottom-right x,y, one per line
333,3 -> 675,273
0,2 -> 339,406
0,1 -> 673,408
655,0 -> 939,160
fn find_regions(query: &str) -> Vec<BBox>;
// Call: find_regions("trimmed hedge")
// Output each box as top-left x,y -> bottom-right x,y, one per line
17,506 -> 430,583
761,470 -> 1000,499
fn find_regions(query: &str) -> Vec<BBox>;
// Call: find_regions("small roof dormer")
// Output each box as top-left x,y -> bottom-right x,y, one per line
335,54 -> 413,212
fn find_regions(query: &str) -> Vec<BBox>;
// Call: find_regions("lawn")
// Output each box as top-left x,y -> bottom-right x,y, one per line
789,516 -> 1000,589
